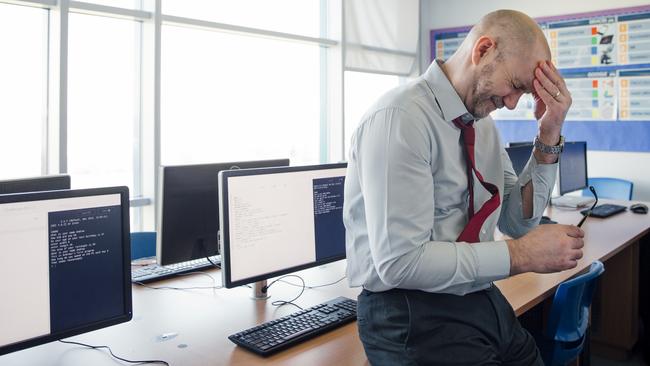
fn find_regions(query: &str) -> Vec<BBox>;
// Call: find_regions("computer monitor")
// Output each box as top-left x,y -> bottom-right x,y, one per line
0,174 -> 71,195
0,187 -> 132,356
219,163 -> 347,297
505,145 -> 533,176
508,141 -> 533,147
157,159 -> 290,266
559,141 -> 588,195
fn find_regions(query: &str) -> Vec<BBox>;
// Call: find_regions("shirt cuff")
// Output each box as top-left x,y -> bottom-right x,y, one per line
471,240 -> 511,282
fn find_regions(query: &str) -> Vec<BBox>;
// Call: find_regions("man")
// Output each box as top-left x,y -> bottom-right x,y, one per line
343,9 -> 584,365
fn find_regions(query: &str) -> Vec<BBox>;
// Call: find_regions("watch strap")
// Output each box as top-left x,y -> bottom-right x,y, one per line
534,135 -> 564,154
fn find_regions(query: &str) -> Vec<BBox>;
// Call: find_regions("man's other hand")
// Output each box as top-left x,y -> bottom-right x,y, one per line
507,224 -> 585,275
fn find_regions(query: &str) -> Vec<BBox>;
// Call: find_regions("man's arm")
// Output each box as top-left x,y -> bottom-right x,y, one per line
508,60 -> 585,275
521,60 -> 570,218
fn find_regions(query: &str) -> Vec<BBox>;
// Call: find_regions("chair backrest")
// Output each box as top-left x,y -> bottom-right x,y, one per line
581,177 -> 633,200
544,261 -> 605,365
130,231 -> 156,260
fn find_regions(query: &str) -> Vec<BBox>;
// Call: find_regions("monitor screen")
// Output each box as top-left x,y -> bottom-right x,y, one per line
0,187 -> 132,356
559,141 -> 588,195
505,145 -> 533,176
157,159 -> 289,266
0,175 -> 71,195
219,163 -> 347,288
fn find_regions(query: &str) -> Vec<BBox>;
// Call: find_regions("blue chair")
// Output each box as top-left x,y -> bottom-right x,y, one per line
581,177 -> 633,200
130,232 -> 156,260
535,261 -> 605,366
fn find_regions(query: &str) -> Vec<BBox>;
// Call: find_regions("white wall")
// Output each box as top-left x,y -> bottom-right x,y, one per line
420,0 -> 650,201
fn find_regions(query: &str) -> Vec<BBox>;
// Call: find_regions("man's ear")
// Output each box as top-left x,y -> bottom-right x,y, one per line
471,36 -> 495,66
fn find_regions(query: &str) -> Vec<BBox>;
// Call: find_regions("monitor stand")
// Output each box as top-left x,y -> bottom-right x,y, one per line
252,280 -> 270,300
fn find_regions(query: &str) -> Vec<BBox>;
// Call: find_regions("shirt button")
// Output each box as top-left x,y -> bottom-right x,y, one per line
481,229 -> 486,234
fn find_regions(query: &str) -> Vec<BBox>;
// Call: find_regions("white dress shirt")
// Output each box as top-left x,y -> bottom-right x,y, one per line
343,60 -> 557,295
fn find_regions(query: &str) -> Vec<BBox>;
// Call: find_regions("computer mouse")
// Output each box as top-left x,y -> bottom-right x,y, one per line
630,203 -> 648,214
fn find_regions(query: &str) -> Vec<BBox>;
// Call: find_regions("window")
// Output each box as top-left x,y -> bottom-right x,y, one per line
1,0 -> 348,232
161,25 -> 321,166
80,0 -> 141,9
67,13 -> 139,191
162,0 -> 321,37
344,71 -> 400,155
0,4 -> 48,180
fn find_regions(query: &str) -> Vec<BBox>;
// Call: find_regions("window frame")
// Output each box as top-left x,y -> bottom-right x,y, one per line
1,0 -> 414,230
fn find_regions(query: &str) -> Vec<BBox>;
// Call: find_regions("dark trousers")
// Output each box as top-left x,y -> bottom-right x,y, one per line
357,286 -> 544,366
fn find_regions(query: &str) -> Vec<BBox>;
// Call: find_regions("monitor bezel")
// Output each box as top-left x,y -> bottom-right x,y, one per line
559,141 -> 588,196
0,186 -> 133,356
219,163 -> 347,289
508,141 -> 533,147
0,174 -> 71,195
156,159 -> 290,266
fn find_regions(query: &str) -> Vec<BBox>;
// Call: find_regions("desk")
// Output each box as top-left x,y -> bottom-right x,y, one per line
496,200 -> 649,317
1,200 -> 648,365
496,199 -> 650,358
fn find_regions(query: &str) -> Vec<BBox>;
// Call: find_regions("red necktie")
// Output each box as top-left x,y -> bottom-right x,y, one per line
452,117 -> 501,243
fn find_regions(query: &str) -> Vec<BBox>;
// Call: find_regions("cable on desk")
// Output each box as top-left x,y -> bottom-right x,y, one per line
278,275 -> 347,289
205,254 -> 221,269
198,242 -> 221,269
58,339 -> 169,365
176,271 -> 218,284
262,275 -> 306,310
135,282 -> 223,290
134,271 -> 223,290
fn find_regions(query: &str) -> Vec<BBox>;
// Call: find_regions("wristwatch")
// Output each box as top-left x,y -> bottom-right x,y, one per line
534,135 -> 564,154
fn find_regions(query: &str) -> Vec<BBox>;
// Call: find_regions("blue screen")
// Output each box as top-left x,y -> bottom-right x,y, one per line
312,176 -> 346,261
48,206 -> 125,332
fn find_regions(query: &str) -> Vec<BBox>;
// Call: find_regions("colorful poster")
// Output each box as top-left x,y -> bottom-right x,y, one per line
617,12 -> 650,65
433,31 -> 468,60
618,69 -> 650,120
548,16 -> 617,68
563,71 -> 617,120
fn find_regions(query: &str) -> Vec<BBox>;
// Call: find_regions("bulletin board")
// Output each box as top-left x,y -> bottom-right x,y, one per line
430,5 -> 650,152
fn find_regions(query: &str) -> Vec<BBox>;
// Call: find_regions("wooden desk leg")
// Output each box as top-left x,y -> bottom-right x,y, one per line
591,241 -> 639,360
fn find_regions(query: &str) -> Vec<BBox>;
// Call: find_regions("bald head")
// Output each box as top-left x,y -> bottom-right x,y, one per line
467,10 -> 550,60
440,10 -> 554,118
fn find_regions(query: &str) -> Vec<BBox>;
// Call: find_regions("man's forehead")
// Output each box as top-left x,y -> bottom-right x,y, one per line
515,57 -> 549,93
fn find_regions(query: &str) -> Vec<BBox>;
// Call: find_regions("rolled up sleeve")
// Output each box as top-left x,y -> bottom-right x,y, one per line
499,150 -> 557,238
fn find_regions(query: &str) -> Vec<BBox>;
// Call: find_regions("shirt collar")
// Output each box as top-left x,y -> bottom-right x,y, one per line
423,59 -> 475,124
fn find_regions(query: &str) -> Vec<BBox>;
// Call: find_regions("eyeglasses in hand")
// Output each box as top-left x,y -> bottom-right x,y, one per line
577,186 -> 598,228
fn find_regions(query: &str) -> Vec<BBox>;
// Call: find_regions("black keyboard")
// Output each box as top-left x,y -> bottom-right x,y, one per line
229,296 -> 357,356
131,256 -> 220,283
581,204 -> 627,218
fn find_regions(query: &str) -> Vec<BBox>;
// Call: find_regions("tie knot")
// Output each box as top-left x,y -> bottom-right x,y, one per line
453,115 -> 475,146
452,114 -> 475,130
